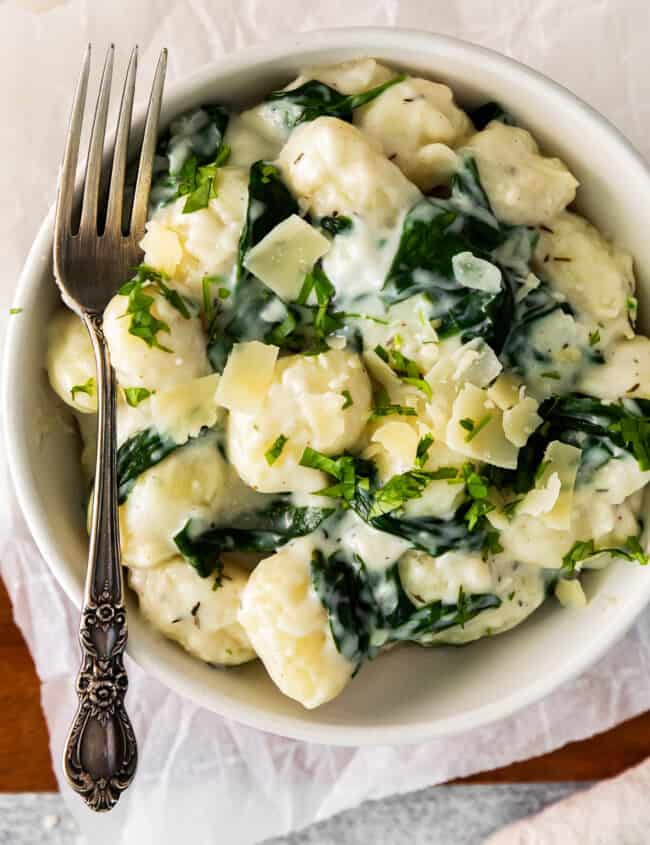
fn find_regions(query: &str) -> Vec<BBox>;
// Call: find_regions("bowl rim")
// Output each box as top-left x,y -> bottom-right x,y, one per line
4,26 -> 650,746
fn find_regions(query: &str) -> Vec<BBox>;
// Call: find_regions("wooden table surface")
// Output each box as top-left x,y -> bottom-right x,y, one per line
2,577 -> 649,792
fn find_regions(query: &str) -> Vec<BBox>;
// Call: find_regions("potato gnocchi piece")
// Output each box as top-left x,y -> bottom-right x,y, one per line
141,167 -> 248,298
355,77 -> 472,190
129,558 -> 255,665
579,336 -> 650,399
432,561 -> 546,644
464,121 -> 578,226
399,549 -> 494,607
399,550 -> 545,644
46,310 -> 97,413
224,114 -> 284,168
103,287 -> 210,392
533,211 -> 635,326
238,59 -> 396,149
120,435 -> 246,569
277,116 -> 421,227
238,538 -> 355,708
293,58 -> 394,95
227,349 -> 372,493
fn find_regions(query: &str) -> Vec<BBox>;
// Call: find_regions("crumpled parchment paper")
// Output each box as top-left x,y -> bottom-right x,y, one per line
1,2 -> 650,843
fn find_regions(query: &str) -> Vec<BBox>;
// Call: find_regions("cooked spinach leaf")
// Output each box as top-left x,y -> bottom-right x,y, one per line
174,500 -> 334,577
116,427 -> 177,504
381,156 -> 519,350
468,101 -> 516,130
320,214 -> 353,235
150,106 -> 230,212
500,282 -> 573,377
510,394 -> 650,493
263,74 -> 406,129
311,548 -> 501,665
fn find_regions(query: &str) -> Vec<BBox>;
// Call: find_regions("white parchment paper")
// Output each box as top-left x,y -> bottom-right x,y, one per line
2,2 -> 650,843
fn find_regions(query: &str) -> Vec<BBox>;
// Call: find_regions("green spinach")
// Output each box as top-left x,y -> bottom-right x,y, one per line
174,500 -> 335,577
263,74 -> 406,129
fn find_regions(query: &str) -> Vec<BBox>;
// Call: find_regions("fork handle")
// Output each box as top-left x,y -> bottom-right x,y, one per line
63,310 -> 137,812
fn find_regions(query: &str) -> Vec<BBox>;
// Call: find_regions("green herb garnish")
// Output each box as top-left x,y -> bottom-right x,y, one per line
70,377 -> 95,401
341,390 -> 353,410
461,414 -> 492,442
124,387 -> 153,407
415,433 -> 434,468
265,434 -> 288,466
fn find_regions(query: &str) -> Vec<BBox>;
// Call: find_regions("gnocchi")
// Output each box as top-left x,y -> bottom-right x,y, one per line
45,58 -> 650,711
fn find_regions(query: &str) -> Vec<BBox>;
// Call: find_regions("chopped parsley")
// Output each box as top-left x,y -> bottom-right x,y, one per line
370,385 -> 417,420
202,274 -> 227,323
70,377 -> 95,401
124,387 -> 153,407
181,143 -> 231,214
341,390 -> 353,410
9,307 -> 22,315
588,329 -> 601,346
300,447 -> 358,502
119,265 -> 193,352
609,415 -> 650,471
367,469 -> 436,519
460,414 -> 492,442
561,535 -> 649,576
541,370 -> 562,380
374,344 -> 432,400
265,434 -> 288,466
627,297 -> 638,314
415,433 -> 434,468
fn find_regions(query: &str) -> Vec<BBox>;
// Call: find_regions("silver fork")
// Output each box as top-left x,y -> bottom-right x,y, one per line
54,44 -> 167,812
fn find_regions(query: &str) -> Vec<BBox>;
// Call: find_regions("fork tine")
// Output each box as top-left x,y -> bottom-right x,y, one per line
79,45 -> 114,234
130,48 -> 167,239
105,46 -> 138,234
54,44 -> 91,244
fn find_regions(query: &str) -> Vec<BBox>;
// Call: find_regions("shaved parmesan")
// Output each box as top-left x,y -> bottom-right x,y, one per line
371,421 -> 418,472
243,214 -> 330,301
502,395 -> 542,447
487,373 -> 523,410
519,471 -> 562,517
555,578 -> 587,609
446,383 -> 518,469
216,341 -> 279,413
452,251 -> 502,293
523,440 -> 581,530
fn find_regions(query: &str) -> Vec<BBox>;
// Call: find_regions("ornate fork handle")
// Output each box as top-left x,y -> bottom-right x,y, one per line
63,311 -> 137,812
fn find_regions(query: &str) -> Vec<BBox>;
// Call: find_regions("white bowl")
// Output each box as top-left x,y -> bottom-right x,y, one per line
4,27 -> 650,746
